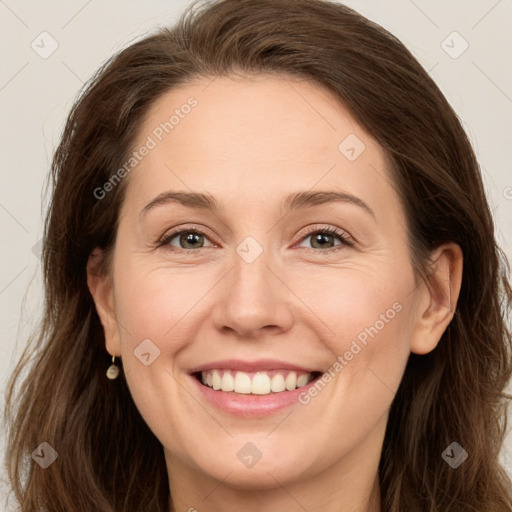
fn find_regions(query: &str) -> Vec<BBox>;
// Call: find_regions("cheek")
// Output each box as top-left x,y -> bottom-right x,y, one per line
303,264 -> 415,391
303,266 -> 411,338
114,259 -> 207,343
111,264 -> 203,450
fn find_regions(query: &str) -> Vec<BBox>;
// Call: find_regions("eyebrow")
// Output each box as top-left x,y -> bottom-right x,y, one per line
139,190 -> 375,220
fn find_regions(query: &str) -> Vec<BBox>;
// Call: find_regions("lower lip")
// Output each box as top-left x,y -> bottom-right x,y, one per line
188,373 -> 321,417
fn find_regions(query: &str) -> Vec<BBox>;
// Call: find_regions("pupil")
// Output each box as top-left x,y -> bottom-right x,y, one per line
314,234 -> 332,248
182,233 -> 202,248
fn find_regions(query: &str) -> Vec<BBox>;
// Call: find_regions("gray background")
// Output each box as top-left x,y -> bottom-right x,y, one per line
1,0 -> 511,508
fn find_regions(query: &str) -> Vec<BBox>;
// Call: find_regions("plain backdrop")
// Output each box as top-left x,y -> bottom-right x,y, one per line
1,0 -> 511,508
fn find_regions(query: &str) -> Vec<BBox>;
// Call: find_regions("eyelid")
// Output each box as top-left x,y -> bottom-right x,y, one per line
297,224 -> 355,249
157,224 -> 218,249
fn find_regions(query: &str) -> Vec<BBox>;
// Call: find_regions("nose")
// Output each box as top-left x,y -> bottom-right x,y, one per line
211,248 -> 294,340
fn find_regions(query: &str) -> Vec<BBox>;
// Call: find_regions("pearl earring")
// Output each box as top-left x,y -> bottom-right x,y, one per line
106,355 -> 120,380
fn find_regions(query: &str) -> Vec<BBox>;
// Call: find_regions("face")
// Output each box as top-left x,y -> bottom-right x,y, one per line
88,74 -> 456,494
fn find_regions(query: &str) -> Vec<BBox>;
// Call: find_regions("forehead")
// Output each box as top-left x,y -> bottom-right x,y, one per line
121,74 -> 399,220
139,73 -> 367,160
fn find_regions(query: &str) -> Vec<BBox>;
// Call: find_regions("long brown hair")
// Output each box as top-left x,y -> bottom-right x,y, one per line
4,0 -> 512,510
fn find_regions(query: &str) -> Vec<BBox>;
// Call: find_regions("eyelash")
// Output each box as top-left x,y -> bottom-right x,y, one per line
157,224 -> 355,255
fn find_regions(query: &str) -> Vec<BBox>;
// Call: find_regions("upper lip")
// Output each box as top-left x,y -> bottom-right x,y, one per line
187,359 -> 321,374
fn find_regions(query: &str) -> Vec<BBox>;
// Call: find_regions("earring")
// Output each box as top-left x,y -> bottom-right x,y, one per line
106,354 -> 120,380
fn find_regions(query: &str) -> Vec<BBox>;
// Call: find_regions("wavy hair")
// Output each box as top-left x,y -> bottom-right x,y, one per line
4,0 -> 512,510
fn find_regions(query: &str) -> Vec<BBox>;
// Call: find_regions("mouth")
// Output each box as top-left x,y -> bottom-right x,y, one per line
193,369 -> 323,396
187,359 -> 326,416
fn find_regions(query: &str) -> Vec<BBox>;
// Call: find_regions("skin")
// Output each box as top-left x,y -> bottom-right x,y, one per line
87,74 -> 463,512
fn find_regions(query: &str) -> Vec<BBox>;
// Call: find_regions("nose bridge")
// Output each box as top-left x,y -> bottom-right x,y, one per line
233,238 -> 271,296
212,235 -> 293,337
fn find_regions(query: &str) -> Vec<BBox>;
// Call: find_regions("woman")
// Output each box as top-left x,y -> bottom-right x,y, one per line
4,0 -> 512,510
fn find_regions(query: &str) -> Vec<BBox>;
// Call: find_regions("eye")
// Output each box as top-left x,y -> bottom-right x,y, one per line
157,224 -> 354,254
296,225 -> 354,252
158,227 -> 215,254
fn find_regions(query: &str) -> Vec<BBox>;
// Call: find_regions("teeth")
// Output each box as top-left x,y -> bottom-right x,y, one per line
234,371 -> 252,394
221,372 -> 235,391
251,373 -> 271,395
285,371 -> 297,391
212,370 -> 221,390
199,369 -> 315,395
296,374 -> 309,387
270,373 -> 286,392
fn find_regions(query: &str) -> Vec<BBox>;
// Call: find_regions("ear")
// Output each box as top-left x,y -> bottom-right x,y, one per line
410,242 -> 463,355
87,247 -> 121,357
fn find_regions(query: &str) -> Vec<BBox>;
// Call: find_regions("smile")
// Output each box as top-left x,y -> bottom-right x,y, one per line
197,369 -> 321,395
